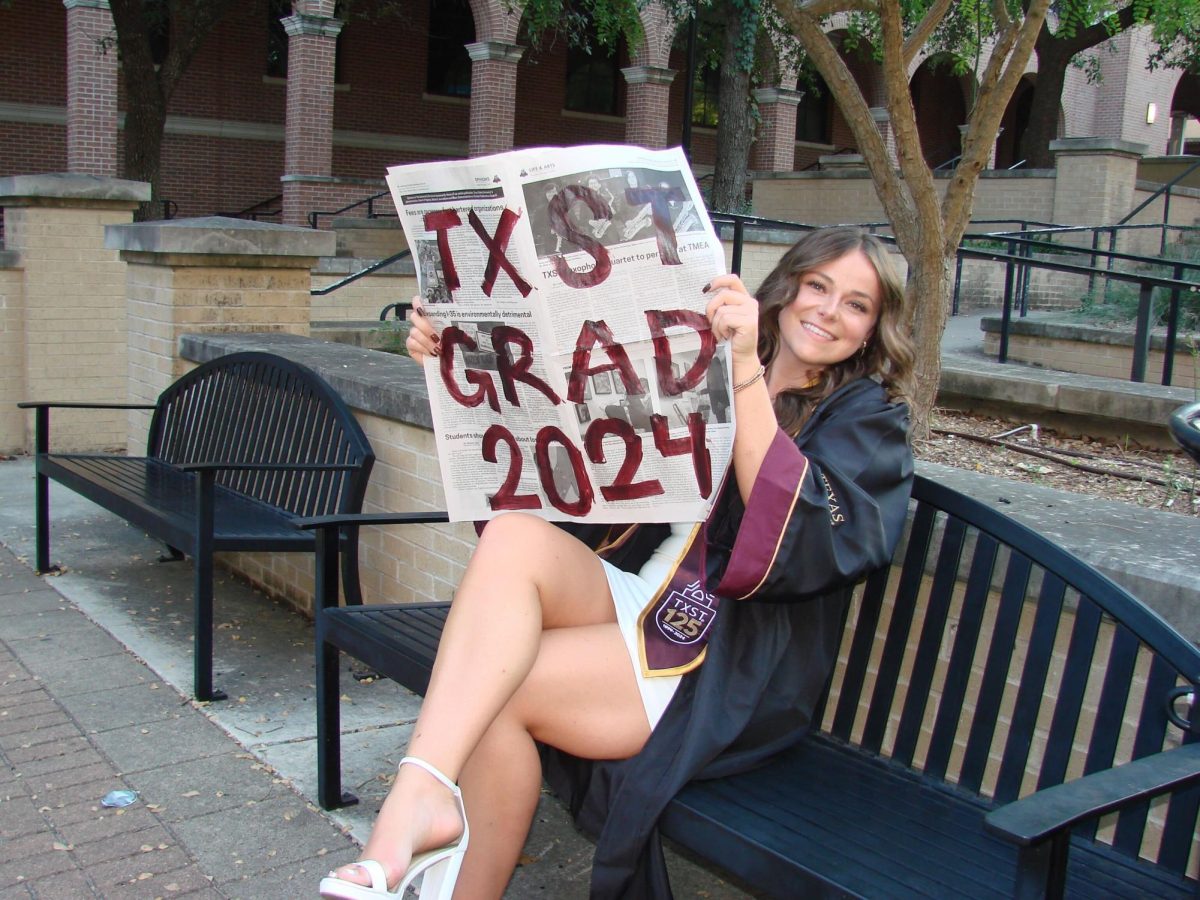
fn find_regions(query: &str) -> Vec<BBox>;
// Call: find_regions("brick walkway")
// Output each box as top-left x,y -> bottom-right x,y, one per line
0,547 -> 359,899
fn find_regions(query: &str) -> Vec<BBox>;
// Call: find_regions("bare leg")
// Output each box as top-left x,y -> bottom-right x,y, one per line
327,514 -> 649,894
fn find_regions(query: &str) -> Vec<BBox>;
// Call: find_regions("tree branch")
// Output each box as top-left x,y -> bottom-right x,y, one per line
1052,3 -> 1140,59
941,0 -> 1051,246
991,0 -> 1011,33
798,0 -> 876,16
878,0 -> 940,257
772,0 -> 916,236
902,0 -> 954,66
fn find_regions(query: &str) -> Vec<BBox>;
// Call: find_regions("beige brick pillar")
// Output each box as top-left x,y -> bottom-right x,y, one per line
0,250 -> 23,454
622,66 -> 675,149
64,0 -> 118,176
280,2 -> 343,226
466,42 -> 525,157
105,216 -> 334,452
751,88 -> 803,171
0,174 -> 149,453
1051,138 -> 1147,238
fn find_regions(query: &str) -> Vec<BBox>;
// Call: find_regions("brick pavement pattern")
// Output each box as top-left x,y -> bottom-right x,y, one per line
0,547 -> 358,899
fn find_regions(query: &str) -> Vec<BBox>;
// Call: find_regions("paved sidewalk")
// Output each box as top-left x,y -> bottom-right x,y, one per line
0,544 -> 361,899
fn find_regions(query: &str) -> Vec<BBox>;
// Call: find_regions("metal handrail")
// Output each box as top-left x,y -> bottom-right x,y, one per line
308,190 -> 396,229
710,211 -> 1198,387
216,194 -> 282,220
1118,157 -> 1200,227
310,248 -> 412,297
1116,156 -> 1200,255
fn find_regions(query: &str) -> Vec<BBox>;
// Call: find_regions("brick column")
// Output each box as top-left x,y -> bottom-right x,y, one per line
281,3 -> 343,226
466,42 -> 524,157
0,174 -> 149,453
1051,138 -> 1147,248
105,216 -> 334,451
751,88 -> 803,171
622,66 -> 675,148
64,0 -> 118,176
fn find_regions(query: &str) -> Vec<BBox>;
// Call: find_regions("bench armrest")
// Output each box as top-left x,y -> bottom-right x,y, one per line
18,401 -> 158,411
179,461 -> 361,473
295,511 -> 451,529
985,741 -> 1200,846
20,401 -> 159,455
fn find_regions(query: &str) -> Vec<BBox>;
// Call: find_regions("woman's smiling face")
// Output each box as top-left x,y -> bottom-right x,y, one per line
770,248 -> 882,390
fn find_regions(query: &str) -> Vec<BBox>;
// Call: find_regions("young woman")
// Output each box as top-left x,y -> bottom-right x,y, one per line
320,225 -> 916,899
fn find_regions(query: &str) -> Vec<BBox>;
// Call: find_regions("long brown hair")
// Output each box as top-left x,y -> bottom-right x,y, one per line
755,226 -> 914,436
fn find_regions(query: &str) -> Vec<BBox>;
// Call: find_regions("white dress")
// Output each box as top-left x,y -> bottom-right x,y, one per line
601,523 -> 692,729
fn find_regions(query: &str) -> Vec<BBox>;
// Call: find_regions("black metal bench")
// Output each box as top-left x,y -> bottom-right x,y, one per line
1170,401 -> 1200,467
19,351 -> 375,701
302,475 -> 1200,898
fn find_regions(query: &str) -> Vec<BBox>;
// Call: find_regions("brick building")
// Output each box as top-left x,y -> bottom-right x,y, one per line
1,1 -> 1196,228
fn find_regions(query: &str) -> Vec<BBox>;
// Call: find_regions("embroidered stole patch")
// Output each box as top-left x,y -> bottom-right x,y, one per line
637,522 -> 719,677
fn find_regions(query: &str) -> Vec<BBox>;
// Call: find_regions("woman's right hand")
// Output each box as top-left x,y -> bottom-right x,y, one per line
405,296 -> 440,363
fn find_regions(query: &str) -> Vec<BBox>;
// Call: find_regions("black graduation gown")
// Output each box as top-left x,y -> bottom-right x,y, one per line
540,376 -> 915,898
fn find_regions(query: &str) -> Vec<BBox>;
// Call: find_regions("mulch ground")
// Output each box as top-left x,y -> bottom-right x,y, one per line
915,409 -> 1200,518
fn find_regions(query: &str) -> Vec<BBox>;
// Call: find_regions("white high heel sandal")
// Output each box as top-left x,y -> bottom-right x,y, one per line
319,757 -> 469,900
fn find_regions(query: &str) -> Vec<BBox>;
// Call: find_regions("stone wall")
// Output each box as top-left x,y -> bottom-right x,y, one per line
750,170 -> 1058,229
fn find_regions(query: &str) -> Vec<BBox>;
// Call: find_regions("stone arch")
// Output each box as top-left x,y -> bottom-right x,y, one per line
628,0 -> 681,69
467,0 -> 520,43
1169,72 -> 1200,155
909,53 -> 973,168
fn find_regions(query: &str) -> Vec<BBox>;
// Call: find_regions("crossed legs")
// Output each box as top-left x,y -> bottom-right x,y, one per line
327,513 -> 652,898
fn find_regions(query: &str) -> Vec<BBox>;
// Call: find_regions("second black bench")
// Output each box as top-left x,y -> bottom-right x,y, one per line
303,475 -> 1200,898
20,351 -> 374,701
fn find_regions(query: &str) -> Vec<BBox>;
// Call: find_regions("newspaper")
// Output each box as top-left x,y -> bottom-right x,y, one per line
386,145 -> 733,523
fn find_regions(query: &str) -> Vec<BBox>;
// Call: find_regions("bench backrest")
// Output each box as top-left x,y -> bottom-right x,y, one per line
819,474 -> 1200,878
147,352 -> 374,518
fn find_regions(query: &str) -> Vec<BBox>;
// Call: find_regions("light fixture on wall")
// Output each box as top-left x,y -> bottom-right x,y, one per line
1146,103 -> 1158,124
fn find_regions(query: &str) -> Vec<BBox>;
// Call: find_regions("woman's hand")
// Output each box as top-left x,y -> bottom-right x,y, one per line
705,274 -> 759,365
404,296 -> 441,363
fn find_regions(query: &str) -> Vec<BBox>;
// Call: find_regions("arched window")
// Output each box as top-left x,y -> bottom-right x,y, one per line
796,72 -> 831,144
426,0 -> 474,97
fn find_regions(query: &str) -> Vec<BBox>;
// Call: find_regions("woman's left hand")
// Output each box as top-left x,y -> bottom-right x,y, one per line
705,274 -> 760,364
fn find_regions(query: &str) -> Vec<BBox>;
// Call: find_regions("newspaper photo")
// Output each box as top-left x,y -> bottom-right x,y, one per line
386,144 -> 733,523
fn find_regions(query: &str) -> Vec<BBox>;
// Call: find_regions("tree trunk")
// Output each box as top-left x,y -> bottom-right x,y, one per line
1018,44 -> 1070,169
122,82 -> 168,218
709,3 -> 758,214
905,243 -> 955,440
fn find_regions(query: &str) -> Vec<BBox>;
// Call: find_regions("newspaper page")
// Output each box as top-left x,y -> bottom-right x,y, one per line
386,145 -> 733,523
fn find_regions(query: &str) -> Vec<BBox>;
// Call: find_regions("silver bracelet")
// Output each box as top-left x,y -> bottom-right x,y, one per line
732,364 -> 766,394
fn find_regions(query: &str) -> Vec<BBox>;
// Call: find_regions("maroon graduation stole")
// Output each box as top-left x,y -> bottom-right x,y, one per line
636,518 -> 720,678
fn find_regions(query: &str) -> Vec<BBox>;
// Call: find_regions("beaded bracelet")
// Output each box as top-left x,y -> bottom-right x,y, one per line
732,364 -> 766,394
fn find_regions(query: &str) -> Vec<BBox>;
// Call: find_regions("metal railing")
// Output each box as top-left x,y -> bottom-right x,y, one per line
308,190 -> 396,230
1117,156 -> 1200,255
310,248 -> 412,299
712,211 -> 1198,386
307,206 -> 1198,386
216,194 -> 282,221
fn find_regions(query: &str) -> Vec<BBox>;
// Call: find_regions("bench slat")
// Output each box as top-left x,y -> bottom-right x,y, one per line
43,456 -> 311,550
